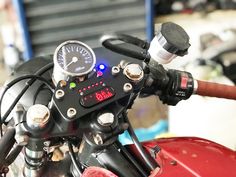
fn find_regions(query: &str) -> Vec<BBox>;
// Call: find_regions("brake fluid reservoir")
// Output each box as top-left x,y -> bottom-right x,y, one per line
148,22 -> 190,64
169,60 -> 236,150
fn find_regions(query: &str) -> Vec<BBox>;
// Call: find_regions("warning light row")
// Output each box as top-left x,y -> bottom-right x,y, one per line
78,81 -> 104,93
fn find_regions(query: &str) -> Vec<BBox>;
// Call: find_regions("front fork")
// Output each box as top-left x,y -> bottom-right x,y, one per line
23,148 -> 44,177
22,147 -> 72,177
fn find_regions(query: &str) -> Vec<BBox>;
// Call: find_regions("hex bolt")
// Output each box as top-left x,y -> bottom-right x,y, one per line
123,83 -> 133,93
43,147 -> 49,152
97,112 -> 114,126
44,141 -> 50,147
55,89 -> 65,99
67,108 -> 77,119
15,134 -> 29,146
112,66 -> 120,76
93,133 -> 103,145
123,64 -> 144,82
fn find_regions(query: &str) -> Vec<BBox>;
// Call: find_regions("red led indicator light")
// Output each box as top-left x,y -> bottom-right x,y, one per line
79,90 -> 82,93
100,81 -> 103,84
83,88 -> 86,91
95,83 -> 99,86
92,85 -> 94,87
88,86 -> 91,89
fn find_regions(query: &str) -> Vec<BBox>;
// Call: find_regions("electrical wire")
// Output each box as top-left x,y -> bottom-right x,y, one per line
0,74 -> 54,136
0,62 -> 54,136
123,112 -> 159,171
1,74 -> 54,122
68,141 -> 83,176
116,141 -> 148,177
0,89 -> 8,137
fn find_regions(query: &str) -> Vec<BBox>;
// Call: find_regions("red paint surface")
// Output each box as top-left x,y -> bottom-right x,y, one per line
81,166 -> 118,177
142,137 -> 236,177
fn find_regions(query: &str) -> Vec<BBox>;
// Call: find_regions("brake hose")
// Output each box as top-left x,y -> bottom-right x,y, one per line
123,113 -> 158,172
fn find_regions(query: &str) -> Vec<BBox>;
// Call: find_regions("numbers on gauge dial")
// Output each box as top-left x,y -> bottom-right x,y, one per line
56,42 -> 95,75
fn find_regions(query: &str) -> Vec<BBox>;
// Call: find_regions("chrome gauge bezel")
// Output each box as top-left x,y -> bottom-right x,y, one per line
53,40 -> 96,77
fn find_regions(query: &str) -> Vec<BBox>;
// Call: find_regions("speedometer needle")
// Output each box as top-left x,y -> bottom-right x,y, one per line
65,57 -> 78,68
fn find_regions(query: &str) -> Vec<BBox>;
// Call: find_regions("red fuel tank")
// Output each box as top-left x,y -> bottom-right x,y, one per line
141,137 -> 236,177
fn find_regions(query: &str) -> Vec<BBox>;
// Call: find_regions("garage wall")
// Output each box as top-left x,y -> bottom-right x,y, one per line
18,0 -> 146,57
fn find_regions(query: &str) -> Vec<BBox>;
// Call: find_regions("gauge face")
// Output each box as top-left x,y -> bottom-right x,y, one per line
54,41 -> 96,76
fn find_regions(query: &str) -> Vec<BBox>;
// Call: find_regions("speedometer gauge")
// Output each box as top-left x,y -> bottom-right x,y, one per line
53,40 -> 96,84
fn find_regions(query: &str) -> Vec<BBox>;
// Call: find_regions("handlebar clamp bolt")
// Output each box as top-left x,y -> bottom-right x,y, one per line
67,108 -> 77,119
55,89 -> 65,100
112,66 -> 120,76
123,83 -> 133,93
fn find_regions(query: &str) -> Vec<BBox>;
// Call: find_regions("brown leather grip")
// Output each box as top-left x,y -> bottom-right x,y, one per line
196,80 -> 236,100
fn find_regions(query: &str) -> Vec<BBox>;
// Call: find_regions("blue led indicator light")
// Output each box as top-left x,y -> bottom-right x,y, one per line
98,64 -> 106,71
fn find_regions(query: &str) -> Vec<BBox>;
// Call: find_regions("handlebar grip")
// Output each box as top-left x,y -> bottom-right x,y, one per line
196,80 -> 236,100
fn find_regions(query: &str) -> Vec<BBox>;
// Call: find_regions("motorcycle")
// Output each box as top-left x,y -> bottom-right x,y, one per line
1,22 -> 236,177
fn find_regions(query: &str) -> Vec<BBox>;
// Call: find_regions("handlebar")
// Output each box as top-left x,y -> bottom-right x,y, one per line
196,80 -> 236,100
